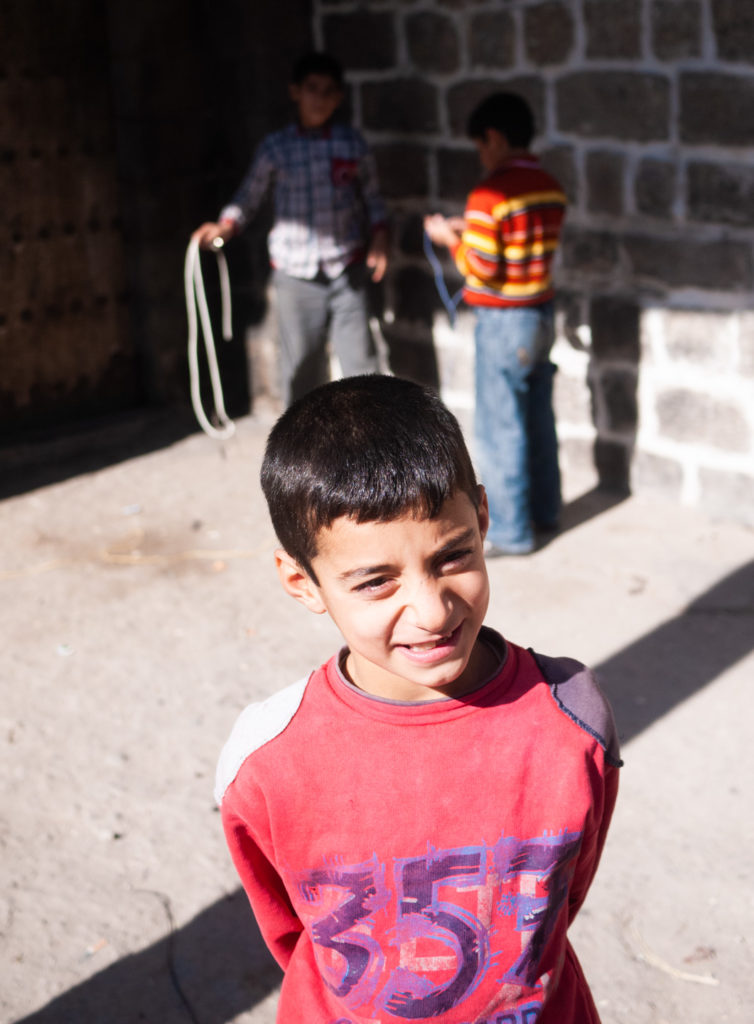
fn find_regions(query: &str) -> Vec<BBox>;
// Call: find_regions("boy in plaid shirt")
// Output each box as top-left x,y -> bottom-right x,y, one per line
194,52 -> 388,405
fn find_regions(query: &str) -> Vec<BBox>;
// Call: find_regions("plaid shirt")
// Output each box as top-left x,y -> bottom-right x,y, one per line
220,122 -> 387,280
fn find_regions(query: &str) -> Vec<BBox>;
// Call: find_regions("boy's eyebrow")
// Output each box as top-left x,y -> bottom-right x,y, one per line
337,563 -> 394,582
434,526 -> 477,556
336,526 -> 478,582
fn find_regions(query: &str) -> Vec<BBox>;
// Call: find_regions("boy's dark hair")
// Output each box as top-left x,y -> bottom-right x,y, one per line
466,91 -> 535,149
291,51 -> 344,88
261,375 -> 479,579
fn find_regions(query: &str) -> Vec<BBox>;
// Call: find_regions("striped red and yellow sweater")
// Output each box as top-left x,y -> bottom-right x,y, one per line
452,154 -> 567,308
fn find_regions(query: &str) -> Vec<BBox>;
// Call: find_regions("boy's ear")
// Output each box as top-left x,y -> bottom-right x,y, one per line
288,82 -> 301,104
476,485 -> 490,541
274,548 -> 327,615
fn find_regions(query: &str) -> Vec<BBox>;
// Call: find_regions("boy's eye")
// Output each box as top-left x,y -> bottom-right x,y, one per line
353,576 -> 391,594
440,547 -> 474,568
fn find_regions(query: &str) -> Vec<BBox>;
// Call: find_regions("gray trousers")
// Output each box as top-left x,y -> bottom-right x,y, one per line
274,263 -> 378,406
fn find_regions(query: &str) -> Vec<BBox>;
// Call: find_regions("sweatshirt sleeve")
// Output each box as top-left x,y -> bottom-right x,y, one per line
567,760 -> 619,922
528,649 -> 622,924
221,792 -> 304,971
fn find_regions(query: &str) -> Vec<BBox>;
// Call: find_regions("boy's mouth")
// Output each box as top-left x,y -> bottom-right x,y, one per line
406,635 -> 450,651
399,623 -> 462,655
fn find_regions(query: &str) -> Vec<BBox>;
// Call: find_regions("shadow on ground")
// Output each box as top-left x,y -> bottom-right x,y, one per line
13,560 -> 754,1024
13,890 -> 282,1024
532,486 -> 629,552
561,485 -> 628,533
0,408 -> 201,501
597,558 -> 754,744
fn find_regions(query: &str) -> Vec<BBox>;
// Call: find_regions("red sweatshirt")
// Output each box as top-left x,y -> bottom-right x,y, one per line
216,629 -> 620,1024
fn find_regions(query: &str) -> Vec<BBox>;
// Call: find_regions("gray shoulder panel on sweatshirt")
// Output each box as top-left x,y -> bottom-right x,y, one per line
530,649 -> 622,767
214,675 -> 310,805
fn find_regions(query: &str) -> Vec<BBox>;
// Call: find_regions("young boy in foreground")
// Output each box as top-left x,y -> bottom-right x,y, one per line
215,374 -> 621,1024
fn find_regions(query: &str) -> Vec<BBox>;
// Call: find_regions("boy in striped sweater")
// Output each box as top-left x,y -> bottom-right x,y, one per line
425,92 -> 567,556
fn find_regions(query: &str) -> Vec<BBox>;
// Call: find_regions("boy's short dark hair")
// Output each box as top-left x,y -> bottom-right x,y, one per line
467,91 -> 535,149
291,51 -> 344,88
261,375 -> 479,579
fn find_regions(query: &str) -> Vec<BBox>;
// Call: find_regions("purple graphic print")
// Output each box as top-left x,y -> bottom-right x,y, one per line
296,830 -> 581,1021
383,849 -> 487,1018
299,857 -> 389,1007
493,834 -> 581,985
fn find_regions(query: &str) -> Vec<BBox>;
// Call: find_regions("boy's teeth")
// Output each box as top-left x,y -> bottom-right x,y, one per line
409,636 -> 447,651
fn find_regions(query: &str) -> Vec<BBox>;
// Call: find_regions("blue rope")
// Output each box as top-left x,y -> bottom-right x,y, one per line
423,229 -> 464,326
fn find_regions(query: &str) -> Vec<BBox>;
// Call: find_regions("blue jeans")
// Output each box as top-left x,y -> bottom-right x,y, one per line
474,303 -> 561,552
274,264 -> 378,405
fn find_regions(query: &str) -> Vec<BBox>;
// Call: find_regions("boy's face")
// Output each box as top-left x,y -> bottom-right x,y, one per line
289,73 -> 343,129
276,489 -> 492,702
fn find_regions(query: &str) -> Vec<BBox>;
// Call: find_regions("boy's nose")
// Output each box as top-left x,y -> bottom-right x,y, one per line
407,580 -> 453,633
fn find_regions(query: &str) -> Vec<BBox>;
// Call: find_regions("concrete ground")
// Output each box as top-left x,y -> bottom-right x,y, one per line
1,411 -> 753,1024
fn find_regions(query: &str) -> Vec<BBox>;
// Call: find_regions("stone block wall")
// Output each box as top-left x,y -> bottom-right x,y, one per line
313,0 -> 754,524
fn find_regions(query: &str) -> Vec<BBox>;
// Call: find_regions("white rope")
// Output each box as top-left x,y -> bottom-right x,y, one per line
184,236 -> 236,440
